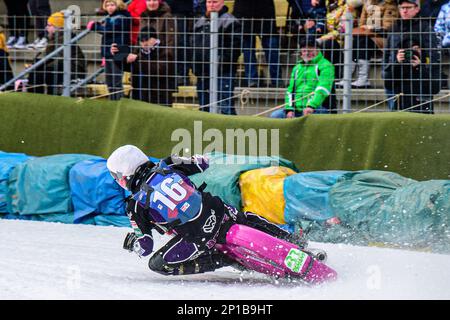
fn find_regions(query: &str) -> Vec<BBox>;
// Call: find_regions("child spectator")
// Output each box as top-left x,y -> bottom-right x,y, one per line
305,0 -> 327,35
88,0 -> 132,100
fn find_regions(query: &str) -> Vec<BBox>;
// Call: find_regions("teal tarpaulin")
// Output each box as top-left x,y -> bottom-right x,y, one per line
7,154 -> 100,216
0,151 -> 31,213
301,171 -> 450,253
283,171 -> 349,223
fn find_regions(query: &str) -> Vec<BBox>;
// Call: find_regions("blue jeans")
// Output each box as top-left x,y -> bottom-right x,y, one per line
197,73 -> 236,115
385,88 -> 396,111
243,33 -> 281,85
270,107 -> 330,118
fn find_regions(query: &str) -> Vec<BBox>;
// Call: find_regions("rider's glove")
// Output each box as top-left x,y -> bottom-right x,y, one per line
123,232 -> 154,257
123,232 -> 137,252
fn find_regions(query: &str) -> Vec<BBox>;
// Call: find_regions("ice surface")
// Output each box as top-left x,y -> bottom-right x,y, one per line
1,220 -> 449,300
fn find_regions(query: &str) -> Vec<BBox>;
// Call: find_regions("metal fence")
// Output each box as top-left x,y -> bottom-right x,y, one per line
1,12 -> 449,116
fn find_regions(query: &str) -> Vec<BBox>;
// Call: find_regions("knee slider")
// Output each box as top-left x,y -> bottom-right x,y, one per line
148,253 -> 173,275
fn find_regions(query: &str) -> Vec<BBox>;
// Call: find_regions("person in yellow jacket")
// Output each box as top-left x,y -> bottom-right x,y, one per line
271,37 -> 335,118
0,26 -> 14,88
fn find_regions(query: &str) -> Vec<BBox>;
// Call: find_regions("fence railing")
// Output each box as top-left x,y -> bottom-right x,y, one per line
0,12 -> 449,116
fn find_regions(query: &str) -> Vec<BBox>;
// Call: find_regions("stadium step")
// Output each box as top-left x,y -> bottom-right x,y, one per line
172,86 -> 198,99
172,103 -> 200,110
73,83 -> 132,98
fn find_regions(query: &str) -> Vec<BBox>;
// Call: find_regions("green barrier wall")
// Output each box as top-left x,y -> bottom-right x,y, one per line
1,93 -> 449,180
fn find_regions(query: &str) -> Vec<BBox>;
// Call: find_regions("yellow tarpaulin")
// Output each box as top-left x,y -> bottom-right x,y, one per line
239,166 -> 296,225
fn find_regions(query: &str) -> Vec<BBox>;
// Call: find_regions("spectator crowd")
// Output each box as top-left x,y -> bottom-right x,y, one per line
1,0 -> 450,115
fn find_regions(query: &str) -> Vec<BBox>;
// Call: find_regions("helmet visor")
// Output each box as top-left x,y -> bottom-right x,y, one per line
110,171 -> 132,190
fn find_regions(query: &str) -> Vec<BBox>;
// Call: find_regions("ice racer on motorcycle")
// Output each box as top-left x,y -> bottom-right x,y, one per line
107,145 -> 306,276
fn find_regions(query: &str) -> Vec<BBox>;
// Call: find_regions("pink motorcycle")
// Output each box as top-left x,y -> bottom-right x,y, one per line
216,224 -> 337,285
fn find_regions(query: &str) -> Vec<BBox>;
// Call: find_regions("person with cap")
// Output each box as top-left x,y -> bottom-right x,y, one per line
106,145 -> 306,276
387,36 -> 442,113
126,26 -> 176,105
27,11 -> 87,95
383,0 -> 441,113
270,37 -> 335,118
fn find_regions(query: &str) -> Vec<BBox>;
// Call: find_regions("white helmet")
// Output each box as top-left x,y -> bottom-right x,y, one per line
106,145 -> 149,190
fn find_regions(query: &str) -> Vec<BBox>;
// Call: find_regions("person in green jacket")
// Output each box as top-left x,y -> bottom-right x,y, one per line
271,37 -> 335,118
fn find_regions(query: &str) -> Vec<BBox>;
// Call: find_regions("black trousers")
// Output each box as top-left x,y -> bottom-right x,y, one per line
28,0 -> 51,39
28,63 -> 63,95
321,39 -> 343,79
0,50 -> 14,88
4,0 -> 29,38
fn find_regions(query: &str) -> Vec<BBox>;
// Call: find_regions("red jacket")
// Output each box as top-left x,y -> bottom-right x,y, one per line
128,0 -> 147,45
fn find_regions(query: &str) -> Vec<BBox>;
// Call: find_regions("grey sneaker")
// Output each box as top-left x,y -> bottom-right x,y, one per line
27,38 -> 40,49
34,37 -> 48,49
6,36 -> 16,48
13,36 -> 27,49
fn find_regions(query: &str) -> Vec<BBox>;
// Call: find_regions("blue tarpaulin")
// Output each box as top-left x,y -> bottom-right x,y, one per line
69,158 -> 127,223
